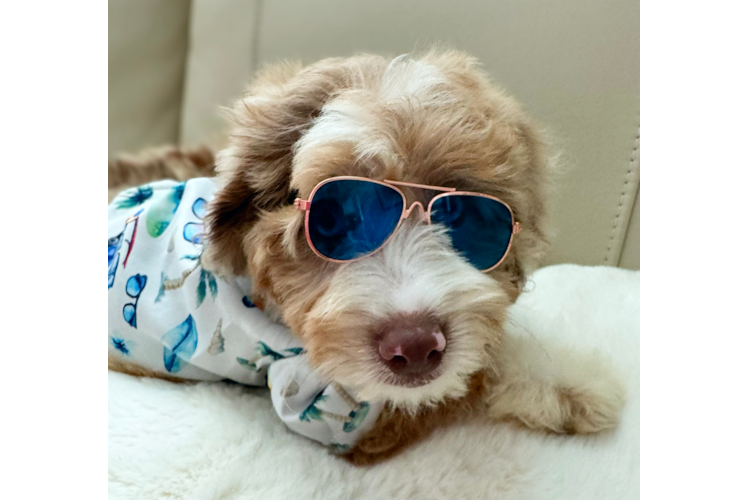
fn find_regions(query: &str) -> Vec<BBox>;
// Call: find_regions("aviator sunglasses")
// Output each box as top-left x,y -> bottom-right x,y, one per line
122,274 -> 147,328
294,177 -> 521,272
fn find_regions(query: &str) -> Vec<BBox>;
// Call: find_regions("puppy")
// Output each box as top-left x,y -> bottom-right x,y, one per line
110,49 -> 624,464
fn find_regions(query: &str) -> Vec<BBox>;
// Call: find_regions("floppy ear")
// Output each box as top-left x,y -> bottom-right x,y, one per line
204,57 -> 382,276
493,118 -> 552,302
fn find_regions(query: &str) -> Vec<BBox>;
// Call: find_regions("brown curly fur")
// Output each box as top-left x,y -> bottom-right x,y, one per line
108,144 -> 216,203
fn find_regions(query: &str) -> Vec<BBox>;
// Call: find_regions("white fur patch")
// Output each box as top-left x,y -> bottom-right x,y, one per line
307,222 -> 508,409
381,56 -> 449,103
294,56 -> 452,168
294,98 -> 390,163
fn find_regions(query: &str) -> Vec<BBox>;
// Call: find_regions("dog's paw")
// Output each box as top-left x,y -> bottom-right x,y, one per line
552,379 -> 626,434
488,374 -> 626,435
486,346 -> 626,435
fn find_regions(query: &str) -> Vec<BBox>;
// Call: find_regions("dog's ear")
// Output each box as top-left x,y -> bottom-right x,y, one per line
204,58 -> 379,276
496,116 -> 552,299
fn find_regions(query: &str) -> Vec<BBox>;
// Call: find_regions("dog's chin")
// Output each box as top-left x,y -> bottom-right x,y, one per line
351,367 -> 476,412
389,371 -> 442,389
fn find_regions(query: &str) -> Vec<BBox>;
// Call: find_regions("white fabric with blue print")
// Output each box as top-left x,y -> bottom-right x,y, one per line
108,178 -> 382,452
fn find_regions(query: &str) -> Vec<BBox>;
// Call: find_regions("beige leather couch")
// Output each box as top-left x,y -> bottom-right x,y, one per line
109,0 -> 639,270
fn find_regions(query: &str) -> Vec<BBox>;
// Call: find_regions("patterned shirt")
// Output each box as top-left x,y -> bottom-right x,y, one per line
108,179 -> 382,452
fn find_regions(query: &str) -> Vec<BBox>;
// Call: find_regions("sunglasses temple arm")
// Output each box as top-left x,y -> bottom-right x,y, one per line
294,198 -> 310,211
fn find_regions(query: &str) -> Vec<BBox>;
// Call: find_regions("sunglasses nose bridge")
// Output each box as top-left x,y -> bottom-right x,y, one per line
403,201 -> 428,222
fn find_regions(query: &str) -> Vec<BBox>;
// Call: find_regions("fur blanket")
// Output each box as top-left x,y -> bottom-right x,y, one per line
108,264 -> 639,499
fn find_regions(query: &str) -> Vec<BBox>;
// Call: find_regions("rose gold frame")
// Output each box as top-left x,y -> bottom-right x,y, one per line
294,176 -> 521,273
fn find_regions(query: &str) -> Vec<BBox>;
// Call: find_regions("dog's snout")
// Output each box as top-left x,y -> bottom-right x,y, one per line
377,313 -> 446,379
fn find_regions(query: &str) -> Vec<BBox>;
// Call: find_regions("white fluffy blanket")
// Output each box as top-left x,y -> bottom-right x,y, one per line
108,264 -> 640,499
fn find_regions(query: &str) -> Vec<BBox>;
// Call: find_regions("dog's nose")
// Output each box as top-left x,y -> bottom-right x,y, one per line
377,314 -> 446,377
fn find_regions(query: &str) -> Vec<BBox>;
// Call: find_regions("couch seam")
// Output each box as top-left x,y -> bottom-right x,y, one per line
603,127 -> 640,265
617,183 -> 640,268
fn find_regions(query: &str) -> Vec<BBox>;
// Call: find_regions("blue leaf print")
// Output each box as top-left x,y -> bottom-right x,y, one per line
155,272 -> 167,303
146,182 -> 185,238
242,296 -> 255,308
236,357 -> 259,371
257,341 -> 287,361
196,269 -> 208,307
162,315 -> 198,373
236,341 -> 296,371
284,347 -> 305,356
110,335 -> 131,355
208,273 -> 218,299
343,402 -> 371,433
116,186 -> 153,209
299,391 -> 328,422
180,254 -> 201,261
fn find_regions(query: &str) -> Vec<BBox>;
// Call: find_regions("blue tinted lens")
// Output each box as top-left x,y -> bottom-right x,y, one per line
308,180 -> 404,260
123,303 -> 137,327
192,198 -> 207,218
183,222 -> 204,244
430,195 -> 513,270
126,274 -> 147,298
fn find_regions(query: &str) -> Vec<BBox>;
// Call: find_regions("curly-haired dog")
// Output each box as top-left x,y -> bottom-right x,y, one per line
109,49 -> 624,464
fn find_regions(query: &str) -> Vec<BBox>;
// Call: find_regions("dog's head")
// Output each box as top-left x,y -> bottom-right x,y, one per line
204,50 -> 549,409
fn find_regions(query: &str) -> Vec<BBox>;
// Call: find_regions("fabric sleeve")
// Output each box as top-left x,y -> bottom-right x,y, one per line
267,354 -> 383,454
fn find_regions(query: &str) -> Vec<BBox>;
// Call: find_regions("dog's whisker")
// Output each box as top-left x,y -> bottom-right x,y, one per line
505,315 -> 552,362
